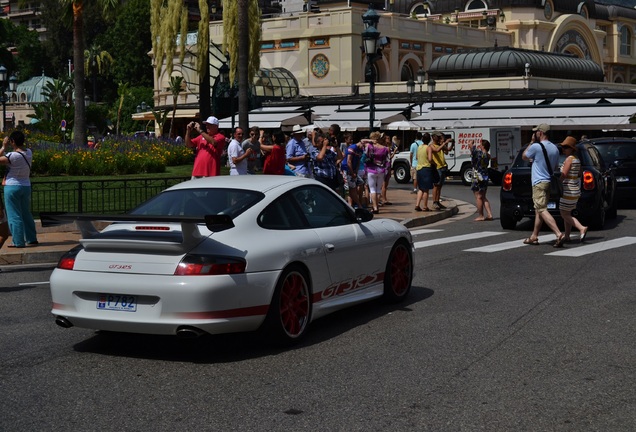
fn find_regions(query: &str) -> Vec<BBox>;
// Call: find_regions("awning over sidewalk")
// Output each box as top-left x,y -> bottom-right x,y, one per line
314,103 -> 413,131
218,106 -> 310,129
412,98 -> 636,130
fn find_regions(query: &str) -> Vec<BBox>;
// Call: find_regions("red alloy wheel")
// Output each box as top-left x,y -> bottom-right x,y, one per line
385,242 -> 412,300
279,271 -> 310,338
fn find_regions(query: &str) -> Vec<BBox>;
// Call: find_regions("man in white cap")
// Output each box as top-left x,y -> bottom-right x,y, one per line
522,123 -> 565,247
286,125 -> 310,177
185,116 -> 226,178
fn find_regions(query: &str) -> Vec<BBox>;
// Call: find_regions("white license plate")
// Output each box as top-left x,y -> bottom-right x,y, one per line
97,294 -> 137,312
547,202 -> 557,209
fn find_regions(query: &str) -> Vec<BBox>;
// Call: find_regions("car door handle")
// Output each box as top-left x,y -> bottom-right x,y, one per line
325,243 -> 335,252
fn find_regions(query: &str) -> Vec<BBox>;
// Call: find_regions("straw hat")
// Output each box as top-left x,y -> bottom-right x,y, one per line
561,136 -> 577,150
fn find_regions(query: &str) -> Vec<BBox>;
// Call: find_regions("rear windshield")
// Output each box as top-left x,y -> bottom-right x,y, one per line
593,142 -> 636,162
129,188 -> 264,218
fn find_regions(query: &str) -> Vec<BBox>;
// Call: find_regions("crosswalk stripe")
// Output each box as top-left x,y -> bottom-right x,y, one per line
545,236 -> 636,257
413,231 -> 506,249
464,239 -> 531,253
410,228 -> 443,236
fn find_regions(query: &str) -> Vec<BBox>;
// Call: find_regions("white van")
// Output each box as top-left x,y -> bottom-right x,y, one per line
391,127 -> 522,185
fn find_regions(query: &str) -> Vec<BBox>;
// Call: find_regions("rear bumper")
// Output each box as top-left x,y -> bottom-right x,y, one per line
500,192 -> 598,221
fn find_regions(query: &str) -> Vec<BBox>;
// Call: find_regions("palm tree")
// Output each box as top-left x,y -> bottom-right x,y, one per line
115,81 -> 130,136
84,44 -> 114,103
167,75 -> 184,139
64,0 -> 120,146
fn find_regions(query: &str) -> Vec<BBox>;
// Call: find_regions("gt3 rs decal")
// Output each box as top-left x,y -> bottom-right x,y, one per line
315,271 -> 385,302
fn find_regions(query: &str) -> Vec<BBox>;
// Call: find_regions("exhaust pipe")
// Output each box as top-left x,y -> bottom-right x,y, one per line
55,316 -> 73,328
176,326 -> 205,339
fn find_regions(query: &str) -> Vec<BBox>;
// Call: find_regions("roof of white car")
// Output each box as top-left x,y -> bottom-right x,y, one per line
168,175 -> 313,193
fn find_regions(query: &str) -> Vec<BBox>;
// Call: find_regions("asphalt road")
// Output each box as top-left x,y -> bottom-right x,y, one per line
1,182 -> 635,431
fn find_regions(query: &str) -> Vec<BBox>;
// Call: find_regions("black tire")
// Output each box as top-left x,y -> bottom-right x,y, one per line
383,240 -> 413,303
500,211 -> 517,230
607,197 -> 618,219
589,204 -> 606,230
261,265 -> 311,345
460,163 -> 473,186
393,163 -> 411,184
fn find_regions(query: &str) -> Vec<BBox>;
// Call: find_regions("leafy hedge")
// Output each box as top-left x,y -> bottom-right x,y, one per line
2,133 -> 194,177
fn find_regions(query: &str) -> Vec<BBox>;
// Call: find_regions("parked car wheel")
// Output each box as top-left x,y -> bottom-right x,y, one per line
383,241 -> 413,303
262,264 -> 311,344
500,212 -> 517,230
393,162 -> 411,184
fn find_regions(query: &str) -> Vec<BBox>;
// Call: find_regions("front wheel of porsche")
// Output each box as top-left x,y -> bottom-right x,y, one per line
383,240 -> 413,303
262,265 -> 311,345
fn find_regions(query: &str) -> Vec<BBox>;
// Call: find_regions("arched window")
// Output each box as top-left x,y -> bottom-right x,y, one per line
620,26 -> 632,56
400,63 -> 413,81
466,0 -> 487,11
410,2 -> 430,17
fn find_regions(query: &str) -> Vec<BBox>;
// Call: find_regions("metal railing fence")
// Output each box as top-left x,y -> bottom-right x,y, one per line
26,177 -> 190,215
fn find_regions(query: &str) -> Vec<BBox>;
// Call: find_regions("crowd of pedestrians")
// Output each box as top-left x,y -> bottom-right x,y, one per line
183,118 -> 414,214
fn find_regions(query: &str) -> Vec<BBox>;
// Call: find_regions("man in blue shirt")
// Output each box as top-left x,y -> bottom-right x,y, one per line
409,132 -> 427,193
286,125 -> 310,177
522,123 -> 565,247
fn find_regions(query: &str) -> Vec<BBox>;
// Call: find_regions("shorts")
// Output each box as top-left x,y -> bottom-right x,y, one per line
416,167 -> 434,191
532,181 -> 551,213
434,167 -> 448,186
410,167 -> 417,180
344,172 -> 364,191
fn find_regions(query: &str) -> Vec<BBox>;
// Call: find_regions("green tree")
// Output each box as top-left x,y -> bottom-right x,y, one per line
100,0 -> 153,91
28,77 -> 75,136
84,44 -> 114,103
115,81 -> 131,135
0,20 -> 51,81
167,75 -> 184,139
63,0 -> 120,146
223,0 -> 261,131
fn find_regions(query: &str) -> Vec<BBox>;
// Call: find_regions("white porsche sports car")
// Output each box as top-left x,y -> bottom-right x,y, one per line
47,176 -> 413,344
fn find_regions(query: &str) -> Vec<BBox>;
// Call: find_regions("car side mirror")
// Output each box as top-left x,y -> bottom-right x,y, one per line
355,208 -> 373,222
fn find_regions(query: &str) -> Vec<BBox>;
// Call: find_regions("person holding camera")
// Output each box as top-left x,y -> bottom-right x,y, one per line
185,116 -> 226,178
1,130 -> 38,248
430,131 -> 453,210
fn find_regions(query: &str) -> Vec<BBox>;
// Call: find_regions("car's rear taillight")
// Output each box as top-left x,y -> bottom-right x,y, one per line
57,247 -> 82,270
582,170 -> 595,190
175,255 -> 246,276
502,172 -> 513,191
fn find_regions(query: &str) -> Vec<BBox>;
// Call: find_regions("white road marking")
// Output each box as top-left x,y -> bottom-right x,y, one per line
413,231 -> 506,249
410,228 -> 443,236
464,238 -> 533,253
546,237 -> 636,257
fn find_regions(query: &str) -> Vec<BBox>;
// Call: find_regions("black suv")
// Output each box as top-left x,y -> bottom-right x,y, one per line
585,137 -> 636,206
500,141 -> 617,230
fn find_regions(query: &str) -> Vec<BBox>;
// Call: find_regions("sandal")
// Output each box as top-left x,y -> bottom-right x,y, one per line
414,206 -> 423,212
580,227 -> 588,243
383,201 -> 393,206
421,208 -> 431,212
553,234 -> 565,248
523,237 -> 539,245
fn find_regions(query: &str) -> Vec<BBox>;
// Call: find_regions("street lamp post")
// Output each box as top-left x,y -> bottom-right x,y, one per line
362,5 -> 381,132
427,78 -> 437,109
0,65 -> 17,132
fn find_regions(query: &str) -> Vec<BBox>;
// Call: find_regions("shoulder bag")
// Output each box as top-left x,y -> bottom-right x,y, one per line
538,142 -> 562,198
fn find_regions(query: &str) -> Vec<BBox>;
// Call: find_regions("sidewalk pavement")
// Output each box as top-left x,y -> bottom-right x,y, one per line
0,187 -> 460,268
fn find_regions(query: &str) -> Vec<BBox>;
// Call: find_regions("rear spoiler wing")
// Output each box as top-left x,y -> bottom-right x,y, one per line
40,213 -> 235,254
